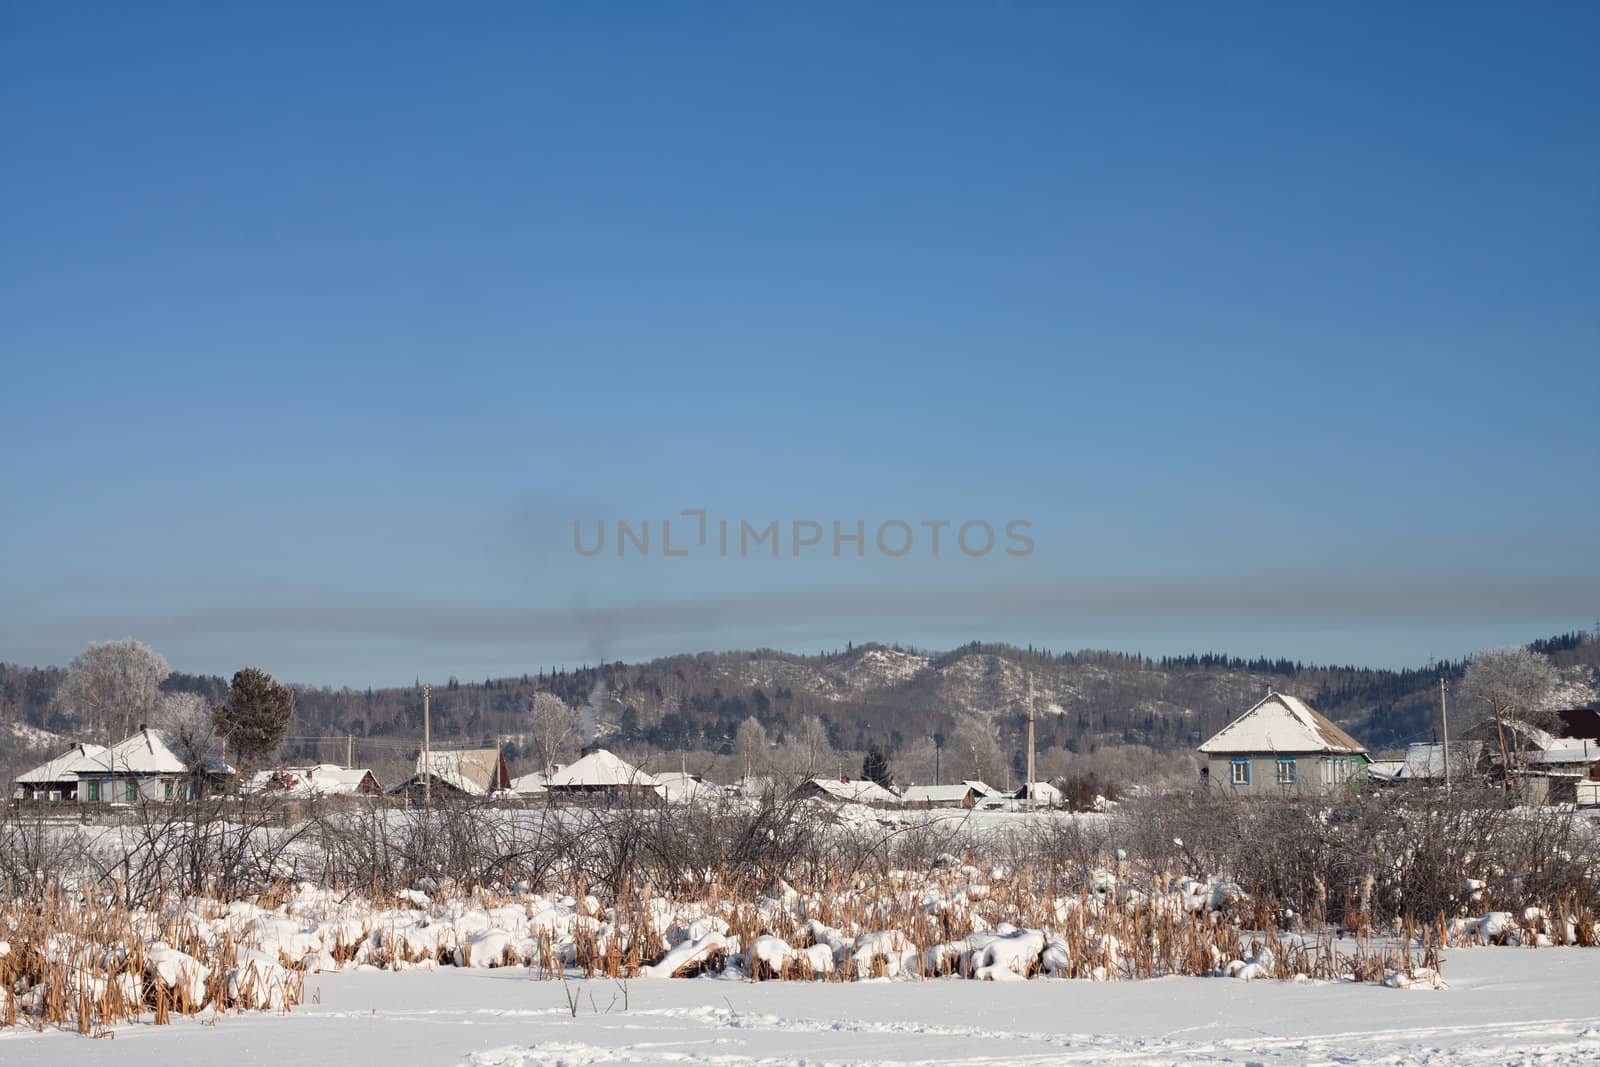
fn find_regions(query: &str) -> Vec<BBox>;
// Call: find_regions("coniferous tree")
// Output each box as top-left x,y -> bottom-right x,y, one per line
862,743 -> 891,789
215,667 -> 294,770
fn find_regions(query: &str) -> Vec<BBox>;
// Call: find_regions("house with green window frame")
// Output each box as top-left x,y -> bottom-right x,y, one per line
71,726 -> 235,804
1198,691 -> 1369,796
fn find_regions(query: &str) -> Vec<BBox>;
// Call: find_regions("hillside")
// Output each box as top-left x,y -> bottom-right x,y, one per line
3,631 -> 1597,785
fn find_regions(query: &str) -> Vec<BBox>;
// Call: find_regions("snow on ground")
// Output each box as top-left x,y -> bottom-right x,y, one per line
5,946 -> 1599,1066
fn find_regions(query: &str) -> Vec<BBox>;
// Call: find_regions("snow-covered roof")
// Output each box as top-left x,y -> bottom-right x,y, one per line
14,742 -> 110,784
1016,780 -> 1062,804
244,764 -> 378,797
317,767 -> 378,792
900,783 -> 979,804
1531,743 -> 1600,767
800,777 -> 898,804
962,779 -> 1002,797
546,749 -> 657,789
652,770 -> 701,788
510,769 -> 554,794
78,728 -> 233,776
1465,717 -> 1600,763
1497,720 -> 1563,750
732,775 -> 776,798
1401,741 -> 1486,779
1366,759 -> 1406,782
416,748 -> 507,796
653,771 -> 718,804
1197,693 -> 1366,756
1372,743 -> 1459,782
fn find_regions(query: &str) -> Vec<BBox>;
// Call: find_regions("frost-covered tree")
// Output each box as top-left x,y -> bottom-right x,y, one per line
157,691 -> 222,776
528,692 -> 582,775
734,715 -> 770,783
214,667 -> 294,771
792,715 -> 833,776
1459,646 -> 1560,787
58,639 -> 170,744
950,712 -> 1008,788
893,735 -> 939,784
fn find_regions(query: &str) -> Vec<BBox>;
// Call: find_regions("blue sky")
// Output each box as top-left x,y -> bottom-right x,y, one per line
2,1 -> 1596,685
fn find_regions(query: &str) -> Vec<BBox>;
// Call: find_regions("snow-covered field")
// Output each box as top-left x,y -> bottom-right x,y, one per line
4,946 -> 1599,1065
7,797 -> 1599,1063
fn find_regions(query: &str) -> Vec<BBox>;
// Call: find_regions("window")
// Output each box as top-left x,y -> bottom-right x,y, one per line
126,779 -> 138,802
1277,758 -> 1297,785
177,783 -> 189,801
1324,758 -> 1352,785
164,780 -> 174,800
86,781 -> 100,802
1230,759 -> 1251,785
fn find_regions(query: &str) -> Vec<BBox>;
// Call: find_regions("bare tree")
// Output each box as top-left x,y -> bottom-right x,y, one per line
57,639 -> 170,744
733,716 -> 769,784
950,712 -> 1008,788
529,692 -> 582,775
894,735 -> 939,785
1459,646 -> 1560,790
157,691 -> 223,777
791,715 -> 833,777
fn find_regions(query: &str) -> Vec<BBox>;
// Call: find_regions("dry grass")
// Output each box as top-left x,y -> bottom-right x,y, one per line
6,784 -> 1598,1032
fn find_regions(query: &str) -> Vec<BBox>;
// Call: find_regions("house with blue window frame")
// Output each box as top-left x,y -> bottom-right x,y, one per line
1197,692 -> 1369,796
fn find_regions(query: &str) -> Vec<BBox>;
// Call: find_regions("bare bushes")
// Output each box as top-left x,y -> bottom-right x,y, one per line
1115,786 -> 1600,930
0,799 -> 314,907
5,789 -> 1596,934
0,807 -> 85,898
299,794 -> 898,901
313,803 -> 564,894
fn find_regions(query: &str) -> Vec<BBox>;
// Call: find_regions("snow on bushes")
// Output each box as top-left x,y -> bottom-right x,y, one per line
3,788 -> 1598,1036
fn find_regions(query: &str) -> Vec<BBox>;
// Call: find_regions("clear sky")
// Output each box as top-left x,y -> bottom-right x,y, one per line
2,1 -> 1596,686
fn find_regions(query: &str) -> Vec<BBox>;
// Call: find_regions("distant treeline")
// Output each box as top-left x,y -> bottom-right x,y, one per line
3,630 -> 1595,779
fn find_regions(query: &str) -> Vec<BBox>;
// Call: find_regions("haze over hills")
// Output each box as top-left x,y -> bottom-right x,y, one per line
4,630 -> 1597,787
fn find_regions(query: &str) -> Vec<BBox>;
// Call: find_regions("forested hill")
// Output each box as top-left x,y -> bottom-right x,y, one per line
3,631 -> 1597,781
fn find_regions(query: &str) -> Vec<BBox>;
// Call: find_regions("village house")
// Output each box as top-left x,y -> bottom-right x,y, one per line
509,765 -> 561,796
1014,779 -> 1064,806
12,742 -> 110,802
1367,741 -> 1487,785
651,770 -> 719,805
243,764 -> 382,799
544,749 -> 660,800
900,780 -> 998,809
389,747 -> 511,800
70,727 -> 235,803
1458,707 -> 1600,804
730,775 -> 778,801
1197,691 -> 1369,796
792,776 -> 899,806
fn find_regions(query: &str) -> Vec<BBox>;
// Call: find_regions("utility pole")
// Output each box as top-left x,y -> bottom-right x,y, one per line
423,683 -> 432,808
1439,676 -> 1451,794
1026,678 -> 1037,808
346,733 -> 353,768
